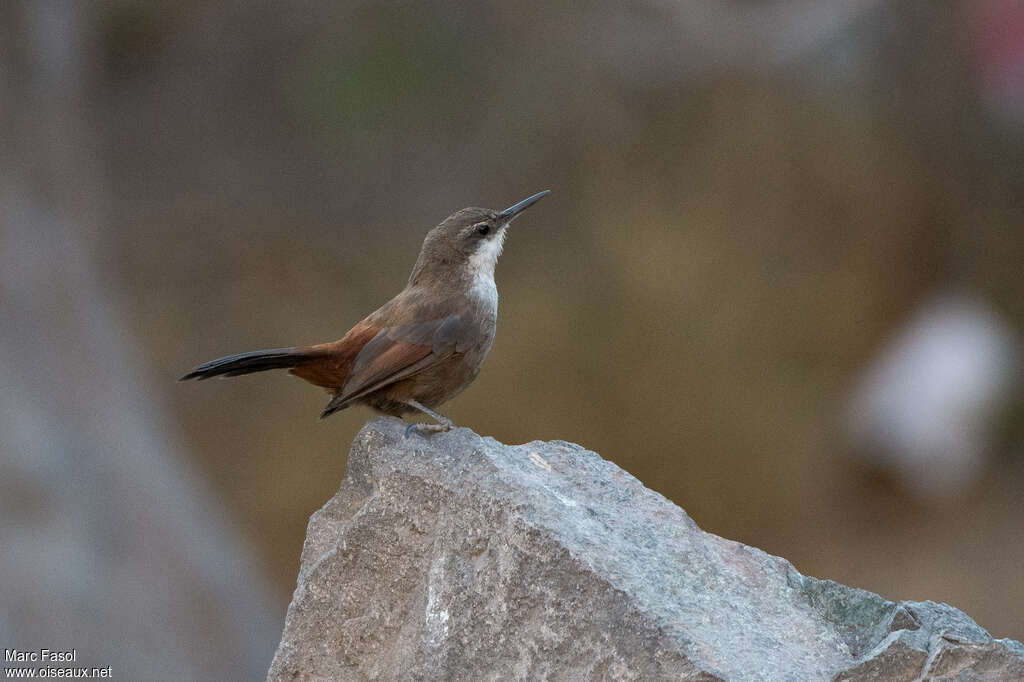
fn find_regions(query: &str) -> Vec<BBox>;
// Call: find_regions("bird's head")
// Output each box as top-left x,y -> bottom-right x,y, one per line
409,190 -> 549,288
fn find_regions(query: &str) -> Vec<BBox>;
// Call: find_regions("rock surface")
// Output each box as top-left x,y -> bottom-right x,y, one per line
267,418 -> 1024,681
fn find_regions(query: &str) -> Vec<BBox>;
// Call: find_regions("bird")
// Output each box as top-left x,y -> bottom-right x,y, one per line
181,190 -> 549,437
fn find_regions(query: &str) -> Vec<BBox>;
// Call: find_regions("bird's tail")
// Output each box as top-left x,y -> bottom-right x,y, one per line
180,347 -> 316,381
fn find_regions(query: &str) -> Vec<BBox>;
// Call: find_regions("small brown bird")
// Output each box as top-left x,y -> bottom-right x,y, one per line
181,190 -> 549,436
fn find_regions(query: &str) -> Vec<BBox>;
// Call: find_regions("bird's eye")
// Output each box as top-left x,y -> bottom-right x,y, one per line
475,223 -> 490,236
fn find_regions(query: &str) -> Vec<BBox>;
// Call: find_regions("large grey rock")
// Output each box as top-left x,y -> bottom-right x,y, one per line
268,418 -> 1024,681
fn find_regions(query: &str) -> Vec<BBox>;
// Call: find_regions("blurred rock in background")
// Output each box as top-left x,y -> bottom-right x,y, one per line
3,0 -> 1023,673
845,293 -> 1019,500
0,2 -> 279,679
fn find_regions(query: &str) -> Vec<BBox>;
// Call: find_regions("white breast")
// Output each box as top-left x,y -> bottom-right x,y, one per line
467,228 -> 505,314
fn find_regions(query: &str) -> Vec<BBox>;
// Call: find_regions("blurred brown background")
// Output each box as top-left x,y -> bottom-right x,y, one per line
3,1 -> 1023,677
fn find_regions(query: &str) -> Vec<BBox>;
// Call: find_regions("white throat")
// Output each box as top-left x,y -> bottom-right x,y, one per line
466,228 -> 505,313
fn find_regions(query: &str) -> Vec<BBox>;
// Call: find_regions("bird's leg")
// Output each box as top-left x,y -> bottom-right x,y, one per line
403,399 -> 454,438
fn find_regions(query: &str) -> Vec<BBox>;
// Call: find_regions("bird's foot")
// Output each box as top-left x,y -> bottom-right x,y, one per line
402,399 -> 455,438
404,421 -> 452,439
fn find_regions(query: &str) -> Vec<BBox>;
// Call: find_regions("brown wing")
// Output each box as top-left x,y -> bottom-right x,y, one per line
319,315 -> 464,416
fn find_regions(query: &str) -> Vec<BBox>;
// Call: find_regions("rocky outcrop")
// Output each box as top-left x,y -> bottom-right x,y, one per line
267,418 -> 1024,681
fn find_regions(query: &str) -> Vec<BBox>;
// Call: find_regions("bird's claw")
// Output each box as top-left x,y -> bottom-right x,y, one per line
404,422 -> 452,439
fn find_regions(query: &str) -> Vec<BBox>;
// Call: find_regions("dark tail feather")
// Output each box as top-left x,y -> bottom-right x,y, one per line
180,347 -> 314,381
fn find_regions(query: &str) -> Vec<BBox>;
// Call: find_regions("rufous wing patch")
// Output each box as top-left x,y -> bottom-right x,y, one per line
320,315 -> 465,414
288,322 -> 379,391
